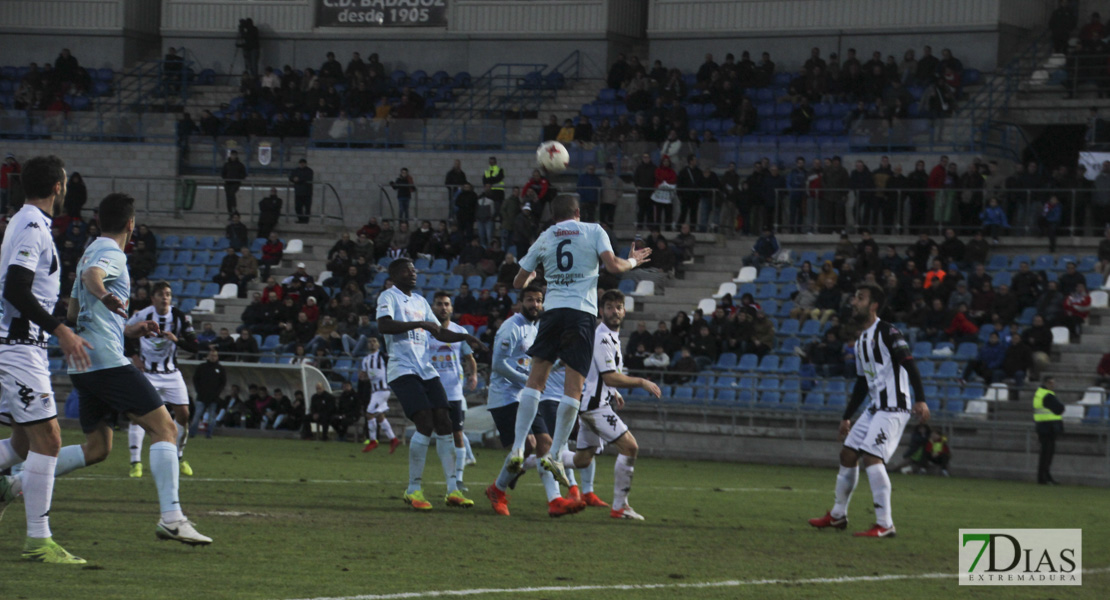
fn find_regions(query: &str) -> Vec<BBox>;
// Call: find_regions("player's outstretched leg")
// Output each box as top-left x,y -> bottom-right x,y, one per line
809,449 -> 858,531
380,417 -> 401,453
854,461 -> 896,537
609,434 -> 643,520
463,435 -> 476,465
128,423 -> 145,477
542,396 -> 581,488
508,389 -> 541,472
576,456 -> 607,507
149,441 -> 211,545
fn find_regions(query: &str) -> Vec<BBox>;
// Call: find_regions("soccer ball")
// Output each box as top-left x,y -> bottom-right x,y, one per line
536,141 -> 569,173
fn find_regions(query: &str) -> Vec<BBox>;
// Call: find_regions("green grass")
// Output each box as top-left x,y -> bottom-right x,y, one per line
1,428 -> 1107,600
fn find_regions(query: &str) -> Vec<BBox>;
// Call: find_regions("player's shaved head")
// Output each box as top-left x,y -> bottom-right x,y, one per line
388,257 -> 413,277
98,193 -> 136,234
552,195 -> 579,221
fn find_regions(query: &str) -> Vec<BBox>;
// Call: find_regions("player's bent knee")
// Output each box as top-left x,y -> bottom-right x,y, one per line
839,446 -> 860,467
573,450 -> 594,469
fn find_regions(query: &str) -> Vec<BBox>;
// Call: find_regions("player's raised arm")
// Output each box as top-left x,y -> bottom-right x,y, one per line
5,264 -> 91,370
376,315 -> 429,335
428,324 -> 488,353
600,244 -> 652,274
513,266 -> 536,290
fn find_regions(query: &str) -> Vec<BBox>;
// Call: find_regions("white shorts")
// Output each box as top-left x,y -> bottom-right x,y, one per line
576,405 -> 629,449
0,347 -> 56,425
843,408 -> 911,463
145,371 -> 190,406
366,391 -> 391,415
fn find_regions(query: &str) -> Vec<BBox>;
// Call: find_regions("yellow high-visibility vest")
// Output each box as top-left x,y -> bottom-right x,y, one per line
484,165 -> 504,190
1033,387 -> 1063,422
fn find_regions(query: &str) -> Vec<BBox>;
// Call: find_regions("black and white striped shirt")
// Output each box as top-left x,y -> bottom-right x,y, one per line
854,319 -> 913,412
126,306 -> 193,374
361,351 -> 388,393
581,323 -> 622,412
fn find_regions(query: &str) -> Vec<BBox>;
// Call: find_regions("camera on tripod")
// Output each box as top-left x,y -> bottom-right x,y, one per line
236,19 -> 249,48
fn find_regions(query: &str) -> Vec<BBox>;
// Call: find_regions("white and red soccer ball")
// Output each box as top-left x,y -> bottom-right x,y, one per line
536,140 -> 569,173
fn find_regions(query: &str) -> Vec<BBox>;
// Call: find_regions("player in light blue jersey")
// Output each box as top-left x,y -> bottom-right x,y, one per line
4,193 -> 212,548
376,258 -> 486,511
508,195 -> 651,488
483,286 -> 579,517
429,291 -> 477,491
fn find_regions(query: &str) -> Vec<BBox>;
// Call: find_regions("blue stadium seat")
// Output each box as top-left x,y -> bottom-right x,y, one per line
711,389 -> 736,406
444,275 -> 463,290
779,319 -> 800,336
618,279 -> 636,294
758,391 -> 781,407
1079,255 -> 1098,272
936,361 -> 959,379
917,361 -> 936,378
962,387 -> 984,400
781,392 -> 801,408
150,265 -> 171,280
1083,405 -> 1109,424
181,236 -> 198,250
168,281 -> 184,296
757,378 -> 780,392
755,267 -> 777,283
737,283 -> 758,297
824,380 -> 847,394
1008,255 -> 1031,270
250,238 -> 266,253
825,395 -> 847,412
200,283 -> 219,297
1087,273 -> 1105,290
465,275 -> 483,289
429,258 -> 448,273
161,235 -> 180,249
955,342 -> 978,361
169,265 -> 189,280
944,400 -> 965,415
780,356 -> 801,373
737,376 -> 758,390
713,376 -> 738,389
756,355 -> 780,372
178,298 -> 197,313
799,320 -> 821,337
181,281 -> 201,298
671,387 -> 694,403
756,283 -> 777,299
802,392 -> 825,410
1033,255 -> 1054,271
713,353 -> 738,371
912,342 -> 932,357
776,267 -> 798,283
776,337 -> 801,356
186,266 -> 206,280
736,390 -> 755,406
738,354 -> 759,370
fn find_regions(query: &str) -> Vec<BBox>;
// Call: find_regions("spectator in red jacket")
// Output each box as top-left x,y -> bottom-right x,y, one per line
653,155 -> 677,229
1096,351 -> 1110,387
927,155 -> 948,203
0,153 -> 20,214
1062,282 -> 1091,338
260,231 -> 285,280
945,302 -> 979,343
521,169 -> 553,217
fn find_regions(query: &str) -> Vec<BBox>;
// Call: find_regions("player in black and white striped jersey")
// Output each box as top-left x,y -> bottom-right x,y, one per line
809,283 -> 930,538
358,337 -> 400,453
125,281 -> 198,478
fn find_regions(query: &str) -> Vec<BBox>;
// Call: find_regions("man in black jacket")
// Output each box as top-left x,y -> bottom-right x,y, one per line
190,348 -> 227,438
221,150 -> 247,216
1033,376 -> 1066,484
289,159 -> 313,223
454,182 -> 478,238
676,155 -> 703,228
258,187 -> 282,240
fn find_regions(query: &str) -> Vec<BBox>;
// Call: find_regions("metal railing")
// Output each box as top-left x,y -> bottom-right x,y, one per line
97,57 -> 196,113
769,186 -> 1105,238
0,110 -> 174,143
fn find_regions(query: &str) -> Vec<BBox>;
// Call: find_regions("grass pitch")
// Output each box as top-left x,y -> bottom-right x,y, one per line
0,428 -> 1107,600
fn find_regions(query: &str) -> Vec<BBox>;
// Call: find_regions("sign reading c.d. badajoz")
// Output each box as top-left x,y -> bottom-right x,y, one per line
959,529 -> 1081,586
316,0 -> 448,27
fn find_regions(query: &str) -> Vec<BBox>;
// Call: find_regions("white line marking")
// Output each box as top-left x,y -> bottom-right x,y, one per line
60,476 -> 824,494
284,567 -> 1110,600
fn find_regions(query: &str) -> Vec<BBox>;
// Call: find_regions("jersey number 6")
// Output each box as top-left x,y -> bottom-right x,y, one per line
556,239 -> 574,272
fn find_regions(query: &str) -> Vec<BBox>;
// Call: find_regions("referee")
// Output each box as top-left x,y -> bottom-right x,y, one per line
1032,376 -> 1065,485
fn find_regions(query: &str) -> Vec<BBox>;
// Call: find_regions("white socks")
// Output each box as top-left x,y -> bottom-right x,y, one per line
175,422 -> 188,459
511,389 -> 541,453
379,418 -> 395,441
539,468 -> 560,502
455,447 -> 466,484
559,448 -> 578,487
150,441 -> 184,523
548,396 -> 580,460
579,458 -> 596,494
831,465 -> 859,519
866,463 -> 893,528
365,415 -> 377,442
463,435 -> 475,462
129,424 -> 144,464
613,454 -> 634,510
22,452 -> 56,539
434,434 -> 458,494
0,438 -> 20,470
407,432 -> 430,494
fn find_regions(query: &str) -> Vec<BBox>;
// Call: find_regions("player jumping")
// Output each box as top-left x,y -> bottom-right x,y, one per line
507,195 -> 650,488
428,292 -> 478,490
375,258 -> 486,510
126,281 -> 198,478
808,283 -> 930,538
0,155 -> 91,563
572,289 -> 661,520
